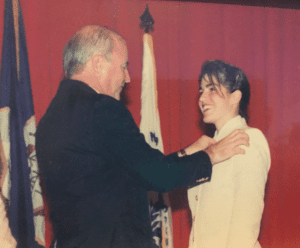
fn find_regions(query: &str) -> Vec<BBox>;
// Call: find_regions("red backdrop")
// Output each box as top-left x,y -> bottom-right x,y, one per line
1,0 -> 300,247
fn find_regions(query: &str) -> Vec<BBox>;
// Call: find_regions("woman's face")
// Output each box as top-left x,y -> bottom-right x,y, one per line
199,74 -> 237,131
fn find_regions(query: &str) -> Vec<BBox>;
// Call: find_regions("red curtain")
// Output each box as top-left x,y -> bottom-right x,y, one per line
1,0 -> 300,247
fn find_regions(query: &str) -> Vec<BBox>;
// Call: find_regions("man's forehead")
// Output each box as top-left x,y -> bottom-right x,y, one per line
111,40 -> 128,65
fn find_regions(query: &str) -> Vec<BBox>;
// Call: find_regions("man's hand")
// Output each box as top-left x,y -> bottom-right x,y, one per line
178,135 -> 216,157
204,129 -> 249,165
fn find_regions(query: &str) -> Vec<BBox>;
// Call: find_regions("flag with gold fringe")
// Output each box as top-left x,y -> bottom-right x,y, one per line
0,0 -> 45,247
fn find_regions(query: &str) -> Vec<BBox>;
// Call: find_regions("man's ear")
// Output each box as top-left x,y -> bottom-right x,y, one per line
91,54 -> 106,74
231,90 -> 242,105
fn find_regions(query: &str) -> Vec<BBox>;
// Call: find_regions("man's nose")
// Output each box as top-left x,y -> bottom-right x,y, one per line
125,69 -> 130,83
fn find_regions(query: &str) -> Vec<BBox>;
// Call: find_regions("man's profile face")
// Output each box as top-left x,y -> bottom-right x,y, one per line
102,35 -> 130,100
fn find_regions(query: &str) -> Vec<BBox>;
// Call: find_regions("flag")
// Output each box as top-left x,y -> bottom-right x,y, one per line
0,0 -> 45,247
140,33 -> 174,248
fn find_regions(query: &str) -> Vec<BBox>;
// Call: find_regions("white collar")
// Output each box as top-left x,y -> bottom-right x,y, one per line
213,115 -> 248,142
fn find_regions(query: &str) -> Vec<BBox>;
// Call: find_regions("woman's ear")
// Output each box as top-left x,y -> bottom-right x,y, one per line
231,90 -> 242,105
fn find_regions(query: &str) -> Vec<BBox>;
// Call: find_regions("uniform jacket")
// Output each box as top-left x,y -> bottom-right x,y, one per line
36,79 -> 212,248
188,115 -> 271,248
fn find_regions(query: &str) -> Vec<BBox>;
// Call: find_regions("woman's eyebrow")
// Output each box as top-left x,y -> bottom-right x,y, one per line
205,82 -> 214,88
199,82 -> 214,90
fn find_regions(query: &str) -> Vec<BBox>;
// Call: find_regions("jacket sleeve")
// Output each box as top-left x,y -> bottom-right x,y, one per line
226,129 -> 271,248
93,97 -> 212,192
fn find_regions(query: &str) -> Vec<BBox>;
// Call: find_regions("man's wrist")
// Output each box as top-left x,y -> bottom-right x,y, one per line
204,147 -> 215,165
178,149 -> 187,157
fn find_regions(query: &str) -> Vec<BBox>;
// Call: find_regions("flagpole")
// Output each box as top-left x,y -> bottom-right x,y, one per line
12,0 -> 19,78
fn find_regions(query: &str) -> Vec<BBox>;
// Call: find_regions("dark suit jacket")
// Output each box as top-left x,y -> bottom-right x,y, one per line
36,79 -> 212,248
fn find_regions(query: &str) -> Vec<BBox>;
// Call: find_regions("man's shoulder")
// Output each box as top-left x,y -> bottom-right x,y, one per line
93,94 -> 131,120
55,79 -> 127,113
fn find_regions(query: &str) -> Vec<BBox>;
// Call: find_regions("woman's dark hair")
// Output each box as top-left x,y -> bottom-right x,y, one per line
199,60 -> 250,122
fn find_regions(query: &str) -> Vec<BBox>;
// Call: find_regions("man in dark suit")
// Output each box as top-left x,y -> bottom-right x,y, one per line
36,25 -> 249,248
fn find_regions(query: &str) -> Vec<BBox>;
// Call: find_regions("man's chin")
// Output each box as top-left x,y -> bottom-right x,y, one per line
114,91 -> 122,101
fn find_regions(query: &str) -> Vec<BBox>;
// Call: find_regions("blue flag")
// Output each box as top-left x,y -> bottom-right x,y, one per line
0,0 -> 45,247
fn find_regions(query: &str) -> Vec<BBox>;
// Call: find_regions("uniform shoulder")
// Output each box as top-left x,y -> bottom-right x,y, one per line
245,127 -> 268,146
243,127 -> 271,167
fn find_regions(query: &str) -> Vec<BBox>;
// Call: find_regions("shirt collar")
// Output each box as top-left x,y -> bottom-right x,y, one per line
213,115 -> 248,142
60,79 -> 98,94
